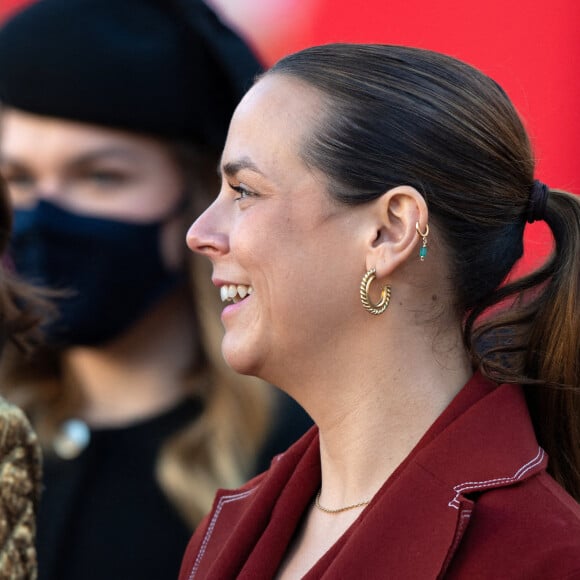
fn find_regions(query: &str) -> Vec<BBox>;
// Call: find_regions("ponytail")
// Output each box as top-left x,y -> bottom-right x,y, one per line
469,189 -> 580,500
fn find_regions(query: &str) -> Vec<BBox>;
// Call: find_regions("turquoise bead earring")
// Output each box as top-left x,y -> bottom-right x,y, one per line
416,222 -> 429,261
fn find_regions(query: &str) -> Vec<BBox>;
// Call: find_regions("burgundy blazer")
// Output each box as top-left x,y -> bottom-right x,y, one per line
179,374 -> 580,579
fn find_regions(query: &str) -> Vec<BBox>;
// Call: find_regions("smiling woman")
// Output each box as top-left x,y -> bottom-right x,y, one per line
181,44 -> 580,579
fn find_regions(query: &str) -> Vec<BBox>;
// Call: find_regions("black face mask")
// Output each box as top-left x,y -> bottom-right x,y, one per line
10,200 -> 184,347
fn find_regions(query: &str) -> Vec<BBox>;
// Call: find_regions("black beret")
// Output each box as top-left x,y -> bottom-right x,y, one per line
0,0 -> 262,148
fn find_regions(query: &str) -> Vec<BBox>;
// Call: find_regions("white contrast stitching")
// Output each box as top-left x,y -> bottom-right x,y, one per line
448,446 -> 544,509
188,487 -> 258,579
454,447 -> 543,493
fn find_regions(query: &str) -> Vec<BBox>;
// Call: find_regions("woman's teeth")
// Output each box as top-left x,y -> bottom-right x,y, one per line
220,284 -> 253,303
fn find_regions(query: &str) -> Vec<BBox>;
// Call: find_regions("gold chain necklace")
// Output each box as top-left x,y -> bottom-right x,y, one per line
314,489 -> 371,514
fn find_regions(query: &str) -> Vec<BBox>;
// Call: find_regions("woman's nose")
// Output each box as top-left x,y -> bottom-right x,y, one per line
186,200 -> 229,258
37,184 -> 64,201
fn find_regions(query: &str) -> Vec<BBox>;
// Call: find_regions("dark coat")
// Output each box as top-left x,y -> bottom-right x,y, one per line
180,374 -> 580,579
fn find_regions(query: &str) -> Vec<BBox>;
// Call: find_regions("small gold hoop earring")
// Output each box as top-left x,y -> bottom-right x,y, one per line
360,268 -> 391,315
416,222 -> 429,261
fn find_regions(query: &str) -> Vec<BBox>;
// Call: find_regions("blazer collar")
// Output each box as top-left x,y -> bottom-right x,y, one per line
188,374 -> 546,579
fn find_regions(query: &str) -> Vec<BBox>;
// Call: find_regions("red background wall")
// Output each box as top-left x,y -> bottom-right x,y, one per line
2,0 -> 578,272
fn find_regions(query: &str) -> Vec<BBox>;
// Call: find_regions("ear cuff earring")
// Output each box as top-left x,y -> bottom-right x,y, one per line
416,222 -> 429,261
360,268 -> 391,315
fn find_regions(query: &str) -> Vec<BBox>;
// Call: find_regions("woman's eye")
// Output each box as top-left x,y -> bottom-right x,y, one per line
1,171 -> 36,206
82,171 -> 128,187
3,172 -> 34,190
231,183 -> 254,200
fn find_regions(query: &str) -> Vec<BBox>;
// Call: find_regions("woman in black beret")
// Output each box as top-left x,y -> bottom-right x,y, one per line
0,1 -> 309,578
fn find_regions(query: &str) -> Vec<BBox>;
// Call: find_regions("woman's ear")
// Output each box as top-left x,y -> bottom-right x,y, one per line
365,185 -> 428,278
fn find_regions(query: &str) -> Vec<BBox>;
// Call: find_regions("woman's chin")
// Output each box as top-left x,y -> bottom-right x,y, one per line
222,341 -> 262,378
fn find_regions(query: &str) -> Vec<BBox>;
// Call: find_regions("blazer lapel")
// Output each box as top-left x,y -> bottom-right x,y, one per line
309,378 -> 546,579
188,429 -> 321,579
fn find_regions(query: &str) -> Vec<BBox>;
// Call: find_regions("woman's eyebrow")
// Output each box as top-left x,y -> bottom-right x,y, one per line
0,148 -> 142,173
221,157 -> 263,178
67,147 -> 142,168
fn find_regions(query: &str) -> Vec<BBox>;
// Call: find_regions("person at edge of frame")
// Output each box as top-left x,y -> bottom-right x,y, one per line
0,173 -> 49,580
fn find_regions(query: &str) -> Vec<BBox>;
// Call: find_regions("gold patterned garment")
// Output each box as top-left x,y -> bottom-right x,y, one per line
0,397 -> 41,580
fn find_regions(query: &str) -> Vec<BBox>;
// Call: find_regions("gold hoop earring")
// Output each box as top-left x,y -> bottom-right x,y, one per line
360,268 -> 391,315
416,222 -> 429,261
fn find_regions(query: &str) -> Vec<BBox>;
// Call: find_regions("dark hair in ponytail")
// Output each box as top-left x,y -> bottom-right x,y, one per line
470,188 -> 580,498
266,43 -> 580,499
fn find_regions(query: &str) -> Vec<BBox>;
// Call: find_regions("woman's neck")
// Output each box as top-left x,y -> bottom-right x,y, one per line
287,317 -> 473,508
62,286 -> 198,427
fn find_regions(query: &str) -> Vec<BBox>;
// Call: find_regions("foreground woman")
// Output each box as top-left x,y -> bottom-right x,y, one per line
181,44 -> 580,578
